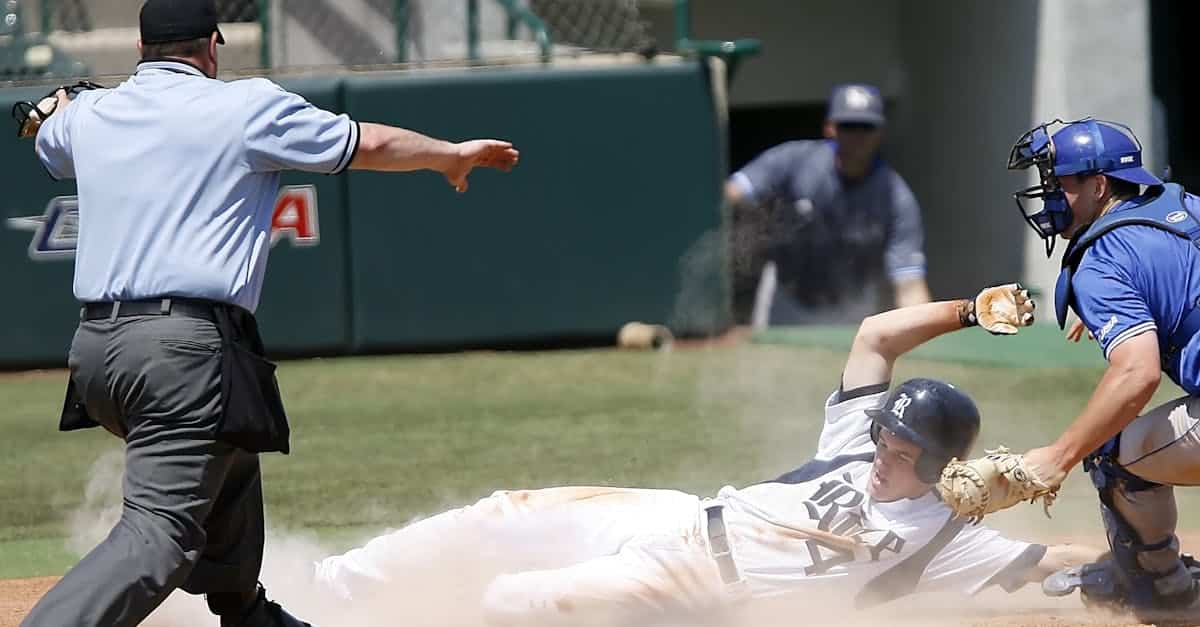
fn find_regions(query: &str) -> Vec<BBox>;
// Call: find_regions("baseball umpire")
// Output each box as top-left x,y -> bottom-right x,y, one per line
18,1 -> 519,626
1008,119 -> 1200,618
725,84 -> 931,328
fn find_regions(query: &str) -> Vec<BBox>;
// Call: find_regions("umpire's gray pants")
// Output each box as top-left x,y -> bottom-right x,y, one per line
22,314 -> 265,627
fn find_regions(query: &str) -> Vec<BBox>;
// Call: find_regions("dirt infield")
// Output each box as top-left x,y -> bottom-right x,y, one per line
1,577 -> 54,627
1,575 -> 1194,627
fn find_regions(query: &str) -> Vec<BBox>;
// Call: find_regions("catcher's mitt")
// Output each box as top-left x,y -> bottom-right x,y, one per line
11,80 -> 104,139
936,446 -> 1059,524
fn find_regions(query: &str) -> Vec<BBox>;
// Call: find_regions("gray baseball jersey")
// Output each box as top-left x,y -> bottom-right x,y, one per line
731,140 -> 927,319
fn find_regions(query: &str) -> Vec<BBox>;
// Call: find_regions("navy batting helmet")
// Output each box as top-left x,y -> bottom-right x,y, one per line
868,378 -> 981,483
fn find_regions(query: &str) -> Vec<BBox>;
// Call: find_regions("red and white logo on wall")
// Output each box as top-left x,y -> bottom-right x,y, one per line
269,185 -> 320,247
6,185 -> 321,261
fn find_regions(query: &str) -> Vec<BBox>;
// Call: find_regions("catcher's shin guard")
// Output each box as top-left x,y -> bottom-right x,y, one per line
1068,446 -> 1198,612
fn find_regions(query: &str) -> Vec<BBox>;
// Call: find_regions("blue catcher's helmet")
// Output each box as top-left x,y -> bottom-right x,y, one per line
1007,118 -> 1162,256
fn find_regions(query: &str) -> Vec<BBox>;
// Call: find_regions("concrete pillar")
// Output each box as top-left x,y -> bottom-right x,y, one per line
889,0 -> 1039,301
1022,0 -> 1155,318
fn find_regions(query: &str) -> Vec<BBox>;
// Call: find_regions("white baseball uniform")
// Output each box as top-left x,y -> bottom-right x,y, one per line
313,385 -> 1043,625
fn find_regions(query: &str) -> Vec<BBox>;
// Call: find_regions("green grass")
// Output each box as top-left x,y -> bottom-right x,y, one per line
0,538 -> 76,579
754,323 -> 1107,368
1,342 -> 1195,578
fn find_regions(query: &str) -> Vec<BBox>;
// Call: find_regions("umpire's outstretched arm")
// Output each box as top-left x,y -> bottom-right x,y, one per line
350,122 -> 519,193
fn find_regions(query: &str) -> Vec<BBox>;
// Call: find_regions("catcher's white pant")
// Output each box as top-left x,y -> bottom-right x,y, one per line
1119,395 -> 1200,484
313,487 -> 742,626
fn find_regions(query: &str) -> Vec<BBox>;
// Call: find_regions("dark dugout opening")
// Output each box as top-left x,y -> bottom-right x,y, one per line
1151,0 -> 1200,190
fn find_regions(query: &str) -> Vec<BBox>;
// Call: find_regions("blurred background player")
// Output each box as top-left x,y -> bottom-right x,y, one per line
725,83 -> 931,329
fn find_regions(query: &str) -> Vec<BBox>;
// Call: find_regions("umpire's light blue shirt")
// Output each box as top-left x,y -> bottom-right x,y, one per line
35,61 -> 360,312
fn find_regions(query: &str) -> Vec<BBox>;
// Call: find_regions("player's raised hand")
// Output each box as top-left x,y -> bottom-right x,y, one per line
443,139 -> 520,193
1066,319 -> 1094,343
972,283 -> 1035,335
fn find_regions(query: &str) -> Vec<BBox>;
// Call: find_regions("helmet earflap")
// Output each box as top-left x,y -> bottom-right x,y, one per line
869,419 -> 951,484
914,450 -> 946,484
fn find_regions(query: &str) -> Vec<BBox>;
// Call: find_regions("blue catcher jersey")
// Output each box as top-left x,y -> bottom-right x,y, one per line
1057,184 -> 1200,393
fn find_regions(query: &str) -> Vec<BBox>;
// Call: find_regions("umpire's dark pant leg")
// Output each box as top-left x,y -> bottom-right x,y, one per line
21,315 -> 240,627
184,448 -> 268,615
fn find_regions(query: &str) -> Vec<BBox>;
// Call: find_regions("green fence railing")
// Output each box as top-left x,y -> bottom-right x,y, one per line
672,0 -> 760,79
477,0 -> 758,72
394,0 -> 408,63
257,0 -> 270,69
39,0 -> 91,35
15,0 -> 756,77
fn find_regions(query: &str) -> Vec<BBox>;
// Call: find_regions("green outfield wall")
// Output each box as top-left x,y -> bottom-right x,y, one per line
0,60 -> 729,367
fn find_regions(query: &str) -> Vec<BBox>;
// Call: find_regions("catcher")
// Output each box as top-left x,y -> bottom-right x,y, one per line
1003,118 -> 1200,619
308,285 -> 1097,626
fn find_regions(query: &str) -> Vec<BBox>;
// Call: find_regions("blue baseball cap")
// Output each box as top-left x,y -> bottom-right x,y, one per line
827,84 -> 885,126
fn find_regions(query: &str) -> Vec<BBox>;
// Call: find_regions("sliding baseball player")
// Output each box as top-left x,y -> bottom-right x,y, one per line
311,285 -> 1096,626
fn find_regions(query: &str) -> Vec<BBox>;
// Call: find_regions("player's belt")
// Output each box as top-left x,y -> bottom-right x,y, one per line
705,505 -> 742,585
81,297 -> 219,323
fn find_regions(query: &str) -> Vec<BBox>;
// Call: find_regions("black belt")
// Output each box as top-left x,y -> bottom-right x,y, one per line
705,505 -> 741,585
81,297 -> 219,323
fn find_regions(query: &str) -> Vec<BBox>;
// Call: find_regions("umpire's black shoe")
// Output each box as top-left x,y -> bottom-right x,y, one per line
220,584 -> 313,627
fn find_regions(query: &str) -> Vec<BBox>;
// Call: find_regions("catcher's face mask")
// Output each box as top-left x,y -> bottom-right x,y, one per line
1008,120 -> 1074,257
11,81 -> 105,139
11,97 -> 59,138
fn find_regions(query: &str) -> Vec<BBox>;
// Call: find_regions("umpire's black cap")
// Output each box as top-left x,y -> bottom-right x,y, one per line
140,0 -> 226,45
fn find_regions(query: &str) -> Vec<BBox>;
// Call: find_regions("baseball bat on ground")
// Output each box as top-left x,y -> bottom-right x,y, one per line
617,322 -> 674,350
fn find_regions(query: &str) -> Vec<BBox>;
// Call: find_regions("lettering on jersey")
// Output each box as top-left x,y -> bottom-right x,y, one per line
866,531 -> 905,561
6,185 -> 321,261
1167,210 -> 1189,224
800,472 -> 906,575
805,474 -> 865,534
890,393 -> 913,419
1098,315 -> 1118,342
